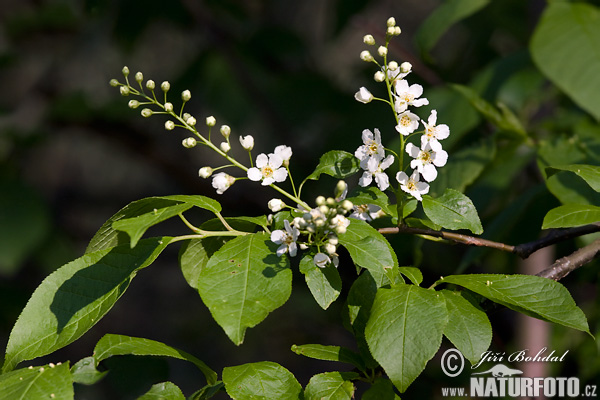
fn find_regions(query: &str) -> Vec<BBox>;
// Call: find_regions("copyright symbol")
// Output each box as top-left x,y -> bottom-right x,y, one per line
441,348 -> 464,377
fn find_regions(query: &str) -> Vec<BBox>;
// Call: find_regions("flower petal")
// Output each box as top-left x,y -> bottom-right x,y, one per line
433,149 -> 448,167
247,168 -> 262,181
255,153 -> 268,168
421,164 -> 438,182
396,171 -> 409,184
272,167 -> 288,182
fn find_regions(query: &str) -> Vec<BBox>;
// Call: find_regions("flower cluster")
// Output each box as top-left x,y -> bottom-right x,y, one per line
270,195 -> 353,268
353,17 -> 450,202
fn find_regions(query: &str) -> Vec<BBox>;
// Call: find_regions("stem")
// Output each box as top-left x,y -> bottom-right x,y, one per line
536,238 -> 600,281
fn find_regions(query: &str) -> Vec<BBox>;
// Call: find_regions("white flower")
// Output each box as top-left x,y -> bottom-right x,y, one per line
220,125 -> 231,138
268,198 -> 285,212
239,135 -> 254,151
395,111 -> 420,136
355,128 -> 385,167
198,166 -> 213,178
350,204 -> 382,221
406,142 -> 448,182
387,63 -> 410,82
421,110 -> 450,147
394,80 -> 429,113
274,145 -> 292,163
314,252 -> 331,268
396,170 -> 429,201
247,153 -> 288,185
358,154 -> 395,191
220,142 -> 231,153
354,87 -> 373,104
212,172 -> 235,194
206,116 -> 216,126
330,215 -> 350,235
271,220 -> 299,257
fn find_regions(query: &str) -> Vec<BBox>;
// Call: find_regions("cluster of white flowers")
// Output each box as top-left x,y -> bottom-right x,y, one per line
353,18 -> 450,202
270,195 -> 354,268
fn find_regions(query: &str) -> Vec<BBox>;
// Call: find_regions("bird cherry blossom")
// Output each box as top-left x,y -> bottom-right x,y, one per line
359,154 -> 395,191
406,142 -> 448,182
395,111 -> 420,136
271,220 -> 299,257
355,87 -> 373,103
274,145 -> 293,165
396,170 -> 430,201
354,128 -> 385,168
212,172 -> 236,194
421,110 -> 450,147
393,80 -> 429,113
247,153 -> 288,185
350,204 -> 382,221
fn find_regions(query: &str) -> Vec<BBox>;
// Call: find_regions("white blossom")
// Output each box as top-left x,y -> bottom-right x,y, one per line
271,220 -> 299,257
198,167 -> 213,178
331,215 -> 350,235
268,198 -> 285,212
396,170 -> 429,201
350,204 -> 382,221
354,87 -> 373,103
314,252 -> 338,268
355,129 -> 385,168
406,142 -> 448,182
421,110 -> 450,148
274,145 -> 293,163
358,155 -> 395,191
239,135 -> 254,151
212,172 -> 235,194
395,111 -> 420,136
393,80 -> 429,113
247,153 -> 288,185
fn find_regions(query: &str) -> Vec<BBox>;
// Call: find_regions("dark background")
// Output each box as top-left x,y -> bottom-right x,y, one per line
1,0 -> 598,398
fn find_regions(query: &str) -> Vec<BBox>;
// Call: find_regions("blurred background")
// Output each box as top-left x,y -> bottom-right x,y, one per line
0,0 -> 598,398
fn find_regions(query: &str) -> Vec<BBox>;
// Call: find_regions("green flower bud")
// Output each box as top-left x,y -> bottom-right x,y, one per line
146,80 -> 155,90
128,100 -> 140,109
135,71 -> 143,83
363,34 -> 375,45
165,120 -> 175,130
182,137 -> 197,148
186,116 -> 197,126
141,108 -> 153,117
161,81 -> 170,92
181,90 -> 191,101
206,116 -> 216,127
164,102 -> 173,112
360,50 -> 374,62
198,166 -> 213,178
120,86 -> 130,96
220,125 -> 231,139
316,196 -> 326,206
122,66 -> 130,76
109,79 -> 119,87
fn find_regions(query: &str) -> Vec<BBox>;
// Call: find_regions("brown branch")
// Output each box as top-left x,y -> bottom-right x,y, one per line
536,238 -> 600,281
513,223 -> 600,258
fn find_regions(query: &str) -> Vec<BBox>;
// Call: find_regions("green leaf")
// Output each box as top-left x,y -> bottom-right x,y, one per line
3,237 -> 170,372
531,2 -> 600,121
346,186 -> 394,216
546,164 -> 600,192
222,362 -> 302,400
450,84 -> 526,137
362,378 -> 401,400
304,150 -> 360,181
299,255 -> 341,310
71,357 -> 107,385
86,196 -> 221,253
398,267 -> 423,286
137,382 -> 185,400
365,284 -> 448,393
542,204 -> 600,229
197,233 -> 292,345
0,362 -> 73,400
290,344 -> 365,371
441,290 -> 492,365
415,0 -> 490,55
339,219 -> 398,285
94,334 -> 217,385
438,274 -> 590,333
422,189 -> 483,234
188,382 -> 225,400
304,371 -> 359,400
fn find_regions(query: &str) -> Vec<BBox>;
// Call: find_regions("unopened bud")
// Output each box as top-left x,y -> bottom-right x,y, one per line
165,120 -> 175,130
206,116 -> 216,127
146,80 -> 155,90
182,137 -> 197,148
120,86 -> 130,96
388,61 -> 398,71
325,243 -> 337,255
386,26 -> 395,35
183,113 -> 191,121
363,34 -> 375,45
360,50 -> 374,62
199,166 -> 213,178
122,66 -> 130,76
109,79 -> 119,87
374,71 -> 385,82
316,196 -> 326,206
387,17 -> 396,27
335,180 -> 347,199
239,135 -> 254,151
220,125 -> 231,139
341,200 -> 353,212
186,116 -> 197,126
134,71 -> 143,83
326,197 -> 336,206
141,108 -> 152,117
128,100 -> 140,109
394,26 -> 401,36
400,61 -> 412,73
164,102 -> 173,112
268,198 -> 285,212
181,90 -> 191,101
378,46 -> 388,57
161,81 -> 170,92
220,142 -> 231,153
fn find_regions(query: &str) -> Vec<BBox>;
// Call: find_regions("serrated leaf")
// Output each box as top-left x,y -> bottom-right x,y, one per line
222,362 -> 302,400
305,150 -> 360,181
197,233 -> 292,345
398,267 -> 423,286
3,237 -> 170,372
339,219 -> 397,285
362,378 -> 401,400
0,362 -> 73,400
415,0 -> 490,55
299,255 -> 341,310
542,204 -> 600,229
438,274 -> 590,333
531,2 -> 600,121
365,284 -> 447,393
137,381 -> 185,400
546,164 -> 600,192
441,290 -> 492,365
290,344 -> 365,371
71,356 -> 107,385
422,189 -> 483,234
86,196 -> 221,253
304,371 -> 359,400
346,186 -> 394,216
94,334 -> 217,385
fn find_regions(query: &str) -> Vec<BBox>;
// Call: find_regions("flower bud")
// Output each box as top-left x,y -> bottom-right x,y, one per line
328,236 -> 339,246
182,137 -> 197,148
165,120 -> 175,130
377,46 -> 387,57
268,198 -> 285,212
394,26 -> 401,36
319,205 -> 329,215
341,200 -> 354,212
325,243 -> 337,255
363,34 -> 375,45
354,87 -> 373,104
206,116 -> 216,126
120,86 -> 130,96
146,80 -> 155,90
387,17 -> 396,27
186,116 -> 197,126
360,50 -> 374,62
181,90 -> 191,101
141,108 -> 152,117
387,26 -> 395,35
400,61 -> 412,73
374,71 -> 385,82
183,113 -> 191,121
335,180 -> 347,200
161,81 -> 170,92
128,100 -> 140,109
388,61 -> 398,71
122,66 -> 130,76
316,196 -> 326,206
109,79 -> 119,87
239,135 -> 254,151
164,102 -> 173,112
220,125 -> 231,139
326,197 -> 336,206
135,71 -> 143,83
220,142 -> 231,153
198,166 -> 213,178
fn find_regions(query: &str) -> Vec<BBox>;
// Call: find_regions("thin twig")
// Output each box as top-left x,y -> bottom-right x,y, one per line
536,238 -> 600,281
514,223 -> 600,258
